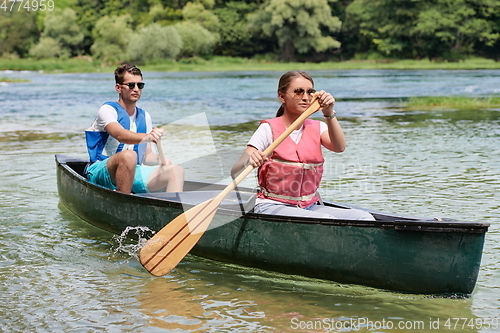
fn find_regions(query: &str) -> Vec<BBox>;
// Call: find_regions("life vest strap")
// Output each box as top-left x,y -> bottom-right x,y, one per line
260,187 -> 316,202
272,158 -> 323,171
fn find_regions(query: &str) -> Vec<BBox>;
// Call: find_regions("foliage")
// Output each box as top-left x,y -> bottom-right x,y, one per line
346,0 -> 500,60
174,21 -> 218,57
346,0 -> 420,58
182,1 -> 220,33
1,0 -> 499,63
128,23 -> 183,64
43,8 -> 84,49
30,8 -> 84,59
143,4 -> 183,26
73,0 -> 108,55
91,15 -> 133,64
0,11 -> 39,58
248,0 -> 342,61
30,37 -> 67,59
198,0 -> 215,9
413,0 -> 500,59
214,2 -> 268,57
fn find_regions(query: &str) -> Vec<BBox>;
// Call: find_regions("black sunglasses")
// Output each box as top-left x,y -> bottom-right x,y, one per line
120,82 -> 145,89
293,88 -> 316,96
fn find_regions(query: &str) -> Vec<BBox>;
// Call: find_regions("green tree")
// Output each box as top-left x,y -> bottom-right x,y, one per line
91,15 -> 133,64
412,0 -> 500,59
29,38 -> 67,59
472,0 -> 500,59
345,0 -> 421,58
30,8 -> 84,58
128,23 -> 183,63
73,0 -> 107,55
337,0 -> 369,59
248,0 -> 342,61
345,0 -> 500,60
73,0 -> 161,55
0,11 -> 39,58
182,1 -> 220,33
143,4 -> 183,26
214,1 -> 269,57
161,0 -> 192,9
174,21 -> 217,57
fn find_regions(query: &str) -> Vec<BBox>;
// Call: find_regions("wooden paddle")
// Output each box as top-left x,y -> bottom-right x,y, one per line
139,94 -> 322,276
156,139 -> 167,165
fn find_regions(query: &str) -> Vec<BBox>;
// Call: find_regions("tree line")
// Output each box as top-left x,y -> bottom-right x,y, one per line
1,0 -> 499,64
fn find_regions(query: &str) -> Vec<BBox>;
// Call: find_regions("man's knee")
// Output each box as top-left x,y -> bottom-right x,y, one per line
116,150 -> 137,164
107,150 -> 137,175
109,150 -> 137,170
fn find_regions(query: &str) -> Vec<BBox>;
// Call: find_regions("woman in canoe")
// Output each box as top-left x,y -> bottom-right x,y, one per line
231,70 -> 375,220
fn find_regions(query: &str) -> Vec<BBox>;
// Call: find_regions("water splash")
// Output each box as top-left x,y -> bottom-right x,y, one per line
111,226 -> 156,259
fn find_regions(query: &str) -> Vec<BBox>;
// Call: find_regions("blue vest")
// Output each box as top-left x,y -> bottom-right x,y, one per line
85,102 -> 147,164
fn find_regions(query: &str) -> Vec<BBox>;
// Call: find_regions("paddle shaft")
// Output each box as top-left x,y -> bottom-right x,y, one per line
156,140 -> 167,165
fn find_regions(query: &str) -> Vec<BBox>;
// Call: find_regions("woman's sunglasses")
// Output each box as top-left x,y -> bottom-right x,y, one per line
292,88 -> 316,96
120,82 -> 145,89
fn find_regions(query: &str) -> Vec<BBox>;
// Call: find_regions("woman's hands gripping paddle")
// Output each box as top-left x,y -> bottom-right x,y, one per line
139,94 -> 321,276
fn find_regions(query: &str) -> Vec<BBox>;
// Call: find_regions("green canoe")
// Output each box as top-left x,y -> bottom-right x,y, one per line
55,155 -> 489,294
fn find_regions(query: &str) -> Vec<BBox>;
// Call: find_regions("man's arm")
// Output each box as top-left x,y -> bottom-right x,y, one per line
105,122 -> 164,144
105,122 -> 148,144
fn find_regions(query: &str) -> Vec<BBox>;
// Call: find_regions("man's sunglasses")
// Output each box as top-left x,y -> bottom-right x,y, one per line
120,82 -> 145,89
292,88 -> 316,96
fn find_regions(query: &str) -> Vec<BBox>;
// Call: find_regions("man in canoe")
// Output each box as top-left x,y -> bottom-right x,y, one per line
85,63 -> 184,194
231,70 -> 374,220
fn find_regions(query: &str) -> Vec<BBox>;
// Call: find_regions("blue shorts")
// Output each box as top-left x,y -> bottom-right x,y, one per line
86,159 -> 155,193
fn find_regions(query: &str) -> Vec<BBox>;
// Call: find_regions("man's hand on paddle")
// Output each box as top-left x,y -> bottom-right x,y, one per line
147,127 -> 164,143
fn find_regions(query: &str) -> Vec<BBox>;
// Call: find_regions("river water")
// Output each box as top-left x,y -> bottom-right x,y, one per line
0,69 -> 499,332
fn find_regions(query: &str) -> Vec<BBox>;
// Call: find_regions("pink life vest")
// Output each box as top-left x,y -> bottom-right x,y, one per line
257,117 -> 324,208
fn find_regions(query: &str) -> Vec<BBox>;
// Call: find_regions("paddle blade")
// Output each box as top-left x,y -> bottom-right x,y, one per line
139,198 -> 219,276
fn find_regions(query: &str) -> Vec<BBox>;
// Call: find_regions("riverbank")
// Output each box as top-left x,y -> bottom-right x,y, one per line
1,56 -> 499,73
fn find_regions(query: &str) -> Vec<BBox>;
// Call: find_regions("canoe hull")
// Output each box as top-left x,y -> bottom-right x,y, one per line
56,155 -> 488,294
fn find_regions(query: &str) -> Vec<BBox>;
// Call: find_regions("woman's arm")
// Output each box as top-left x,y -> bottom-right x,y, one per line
320,117 -> 346,152
231,146 -> 268,178
316,90 -> 346,153
231,123 -> 272,178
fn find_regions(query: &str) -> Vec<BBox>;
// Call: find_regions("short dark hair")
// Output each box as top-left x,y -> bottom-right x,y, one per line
114,63 -> 142,84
